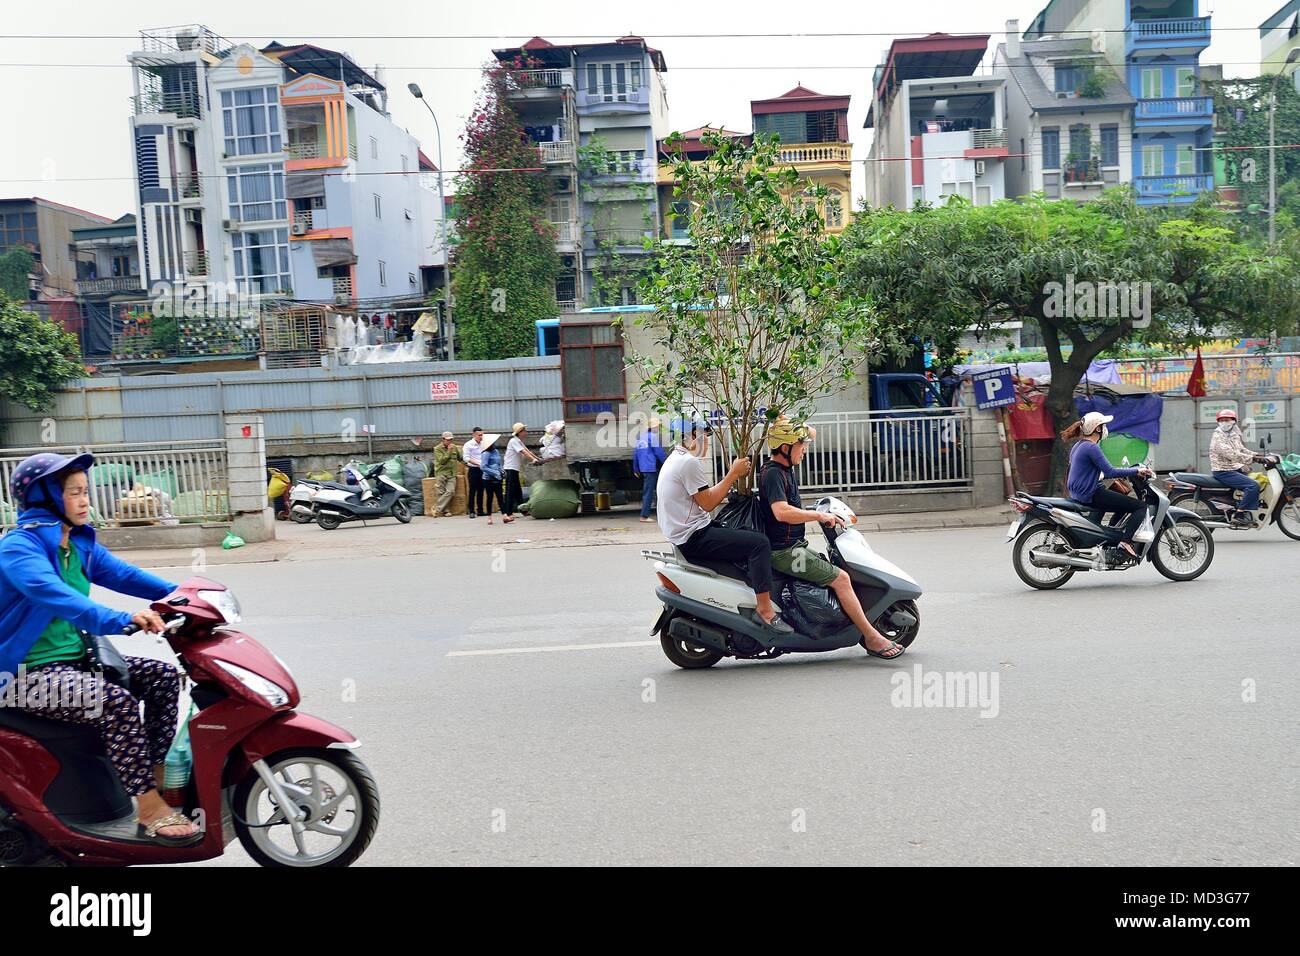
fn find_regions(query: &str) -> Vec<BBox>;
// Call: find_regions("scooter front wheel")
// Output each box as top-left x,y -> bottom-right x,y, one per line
233,748 -> 380,867
1150,516 -> 1214,581
874,599 -> 920,648
391,499 -> 412,523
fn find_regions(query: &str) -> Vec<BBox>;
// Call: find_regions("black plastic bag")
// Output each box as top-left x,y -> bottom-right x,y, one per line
711,490 -> 765,535
779,579 -> 849,638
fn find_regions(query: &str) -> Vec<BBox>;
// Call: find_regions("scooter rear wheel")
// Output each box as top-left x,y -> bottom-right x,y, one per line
290,510 -> 314,524
660,632 -> 723,669
316,513 -> 342,531
233,748 -> 379,868
1012,525 -> 1075,590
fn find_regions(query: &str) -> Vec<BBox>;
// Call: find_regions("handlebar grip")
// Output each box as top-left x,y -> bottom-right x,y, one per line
120,623 -> 142,636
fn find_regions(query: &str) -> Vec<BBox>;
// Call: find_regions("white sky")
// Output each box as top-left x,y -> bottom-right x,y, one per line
0,0 -> 1284,218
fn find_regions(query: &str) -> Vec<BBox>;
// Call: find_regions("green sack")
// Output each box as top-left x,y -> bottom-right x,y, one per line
137,469 -> 180,499
524,479 -> 581,519
89,462 -> 135,489
222,531 -> 245,549
1278,453 -> 1300,481
382,455 -> 405,483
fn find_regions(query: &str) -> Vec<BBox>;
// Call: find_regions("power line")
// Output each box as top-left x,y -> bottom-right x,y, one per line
0,61 -> 1289,71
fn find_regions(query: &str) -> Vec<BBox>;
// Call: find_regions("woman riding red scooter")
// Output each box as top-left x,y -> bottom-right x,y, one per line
0,452 -> 198,845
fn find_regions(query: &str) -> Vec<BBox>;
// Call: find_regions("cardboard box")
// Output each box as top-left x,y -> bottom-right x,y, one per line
422,474 -> 468,516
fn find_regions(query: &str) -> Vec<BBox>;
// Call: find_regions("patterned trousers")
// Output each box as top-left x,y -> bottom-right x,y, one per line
6,656 -> 180,796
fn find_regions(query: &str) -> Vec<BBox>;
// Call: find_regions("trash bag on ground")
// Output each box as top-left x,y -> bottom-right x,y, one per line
523,479 -> 581,519
382,455 -> 406,483
221,531 -> 245,550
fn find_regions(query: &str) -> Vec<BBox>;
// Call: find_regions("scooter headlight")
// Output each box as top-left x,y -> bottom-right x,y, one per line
197,588 -> 242,624
213,659 -> 289,707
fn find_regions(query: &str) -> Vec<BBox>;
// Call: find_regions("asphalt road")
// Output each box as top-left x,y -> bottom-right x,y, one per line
106,523 -> 1299,866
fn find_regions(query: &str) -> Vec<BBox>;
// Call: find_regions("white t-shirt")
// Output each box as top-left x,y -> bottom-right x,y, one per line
504,435 -> 527,471
463,438 -> 484,468
657,446 -> 714,545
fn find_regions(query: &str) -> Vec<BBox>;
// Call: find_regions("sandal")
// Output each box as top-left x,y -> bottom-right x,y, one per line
137,811 -> 203,847
864,640 -> 906,660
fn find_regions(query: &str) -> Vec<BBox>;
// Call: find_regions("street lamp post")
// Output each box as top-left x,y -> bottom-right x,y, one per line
408,83 -> 454,360
1268,48 -> 1300,246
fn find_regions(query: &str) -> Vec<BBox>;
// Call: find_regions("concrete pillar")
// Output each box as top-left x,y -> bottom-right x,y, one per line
224,414 -> 275,543
969,407 -> 1009,507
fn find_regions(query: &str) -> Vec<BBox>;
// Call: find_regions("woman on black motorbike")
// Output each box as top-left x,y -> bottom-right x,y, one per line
1063,412 -> 1154,560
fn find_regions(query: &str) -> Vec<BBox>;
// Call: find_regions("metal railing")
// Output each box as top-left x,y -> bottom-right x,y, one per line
138,25 -> 234,57
1134,173 -> 1214,197
538,141 -> 576,165
75,276 -> 143,296
507,69 -> 574,92
707,409 -> 973,494
970,128 -> 1008,149
286,140 -> 327,160
1136,96 -> 1213,120
332,275 -> 354,300
1130,16 -> 1210,40
1064,159 -> 1102,184
177,172 -> 203,199
776,143 -> 852,164
0,440 -> 230,531
183,250 -> 209,276
1113,353 -> 1300,394
590,228 -> 654,250
293,209 -> 317,231
579,87 -> 647,107
552,220 -> 576,242
132,90 -> 202,118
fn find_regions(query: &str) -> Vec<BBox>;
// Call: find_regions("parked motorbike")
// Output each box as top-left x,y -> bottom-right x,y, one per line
642,496 -> 922,669
287,468 -> 363,524
293,463 -> 413,530
1006,473 -> 1214,589
0,577 -> 379,867
1165,454 -> 1300,541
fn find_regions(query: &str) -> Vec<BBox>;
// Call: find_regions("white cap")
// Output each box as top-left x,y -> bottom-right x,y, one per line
1081,412 -> 1114,435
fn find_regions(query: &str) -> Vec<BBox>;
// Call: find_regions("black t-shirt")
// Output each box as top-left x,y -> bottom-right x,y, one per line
760,460 -> 803,551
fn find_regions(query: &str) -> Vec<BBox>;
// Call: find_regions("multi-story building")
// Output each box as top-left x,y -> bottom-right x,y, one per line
1261,1 -> 1300,80
494,35 -> 669,310
995,23 -> 1136,201
655,126 -> 749,242
127,25 -> 438,310
1021,2 -> 1214,205
865,34 -> 1009,210
71,214 -> 146,354
0,197 -> 113,302
751,86 -> 853,231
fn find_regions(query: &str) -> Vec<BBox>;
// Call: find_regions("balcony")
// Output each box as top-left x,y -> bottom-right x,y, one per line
1135,96 -> 1213,129
590,228 -> 654,252
292,208 -> 321,233
132,90 -> 202,119
1063,160 -> 1102,186
177,172 -> 203,200
1135,173 -> 1215,203
589,157 -> 653,181
138,25 -> 234,57
579,86 -> 647,109
538,141 -> 576,165
183,250 -> 208,276
332,274 -> 353,302
1127,16 -> 1211,56
776,143 -> 852,165
76,275 -> 143,296
285,136 -> 356,164
506,69 -> 574,98
970,128 -> 1008,150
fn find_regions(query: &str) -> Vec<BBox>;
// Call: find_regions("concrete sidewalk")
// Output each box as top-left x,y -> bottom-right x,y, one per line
122,502 -> 1014,570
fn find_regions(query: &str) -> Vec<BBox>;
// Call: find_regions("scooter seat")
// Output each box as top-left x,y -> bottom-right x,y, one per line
305,480 -> 361,493
1026,496 -> 1092,511
1170,472 -> 1231,490
670,546 -> 749,583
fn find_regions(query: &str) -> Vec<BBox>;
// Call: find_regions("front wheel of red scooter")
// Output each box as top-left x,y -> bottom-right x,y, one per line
232,748 -> 379,867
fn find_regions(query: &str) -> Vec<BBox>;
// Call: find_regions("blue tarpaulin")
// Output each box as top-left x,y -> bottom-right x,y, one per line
1074,393 -> 1163,444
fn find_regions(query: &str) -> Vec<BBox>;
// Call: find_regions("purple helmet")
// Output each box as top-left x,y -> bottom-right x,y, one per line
8,452 -> 96,514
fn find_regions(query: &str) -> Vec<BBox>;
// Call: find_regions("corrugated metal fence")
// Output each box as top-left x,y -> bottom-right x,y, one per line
0,358 -> 562,447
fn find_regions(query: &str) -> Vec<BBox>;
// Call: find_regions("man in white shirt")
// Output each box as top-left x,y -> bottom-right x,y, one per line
502,423 -> 541,523
657,417 -> 792,633
462,427 -> 486,518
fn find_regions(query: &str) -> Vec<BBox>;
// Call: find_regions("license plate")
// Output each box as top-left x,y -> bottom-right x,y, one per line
1006,519 -> 1019,540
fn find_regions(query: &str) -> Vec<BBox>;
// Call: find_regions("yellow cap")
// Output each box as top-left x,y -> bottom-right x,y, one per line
512,422 -> 526,435
768,417 -> 813,449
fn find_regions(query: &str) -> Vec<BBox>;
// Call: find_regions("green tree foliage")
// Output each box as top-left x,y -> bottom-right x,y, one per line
843,191 -> 1300,490
632,130 -> 890,463
450,54 -> 561,360
0,248 -> 34,300
1209,76 -> 1300,237
0,293 -> 87,412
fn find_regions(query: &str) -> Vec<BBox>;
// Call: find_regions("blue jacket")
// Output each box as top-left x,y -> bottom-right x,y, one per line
0,508 -> 177,685
633,430 -> 667,473
1068,441 -> 1139,504
480,448 -> 503,481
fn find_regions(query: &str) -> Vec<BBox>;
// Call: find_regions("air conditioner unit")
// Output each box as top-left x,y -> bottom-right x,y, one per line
178,129 -> 195,147
334,293 -> 351,305
291,222 -> 309,236
221,219 -> 236,231
183,208 -> 202,225
974,160 -> 986,176
561,255 -> 575,269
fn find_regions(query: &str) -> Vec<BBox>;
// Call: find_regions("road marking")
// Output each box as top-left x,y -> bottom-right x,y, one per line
447,640 -> 658,657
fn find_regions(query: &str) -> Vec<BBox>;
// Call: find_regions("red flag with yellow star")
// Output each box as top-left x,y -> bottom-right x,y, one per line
1186,347 -> 1207,397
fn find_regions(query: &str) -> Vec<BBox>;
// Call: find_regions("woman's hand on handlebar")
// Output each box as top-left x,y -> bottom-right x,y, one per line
131,608 -> 167,634
1136,466 -> 1155,479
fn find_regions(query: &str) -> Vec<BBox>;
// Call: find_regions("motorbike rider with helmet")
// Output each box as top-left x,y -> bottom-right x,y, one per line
759,418 -> 905,659
1210,408 -> 1266,528
1063,411 -> 1154,562
0,452 -> 199,846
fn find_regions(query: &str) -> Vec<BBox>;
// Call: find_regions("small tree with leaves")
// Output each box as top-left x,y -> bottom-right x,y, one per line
0,248 -> 34,301
630,130 -> 889,470
0,293 -> 87,416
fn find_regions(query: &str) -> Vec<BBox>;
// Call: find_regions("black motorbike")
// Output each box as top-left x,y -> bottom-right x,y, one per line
1006,473 -> 1214,589
310,463 -> 413,530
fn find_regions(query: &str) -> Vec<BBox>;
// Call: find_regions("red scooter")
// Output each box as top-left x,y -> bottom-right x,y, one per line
0,577 -> 379,867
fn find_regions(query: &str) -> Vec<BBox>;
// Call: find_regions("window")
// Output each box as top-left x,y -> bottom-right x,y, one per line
1041,128 -> 1060,169
585,61 -> 644,101
602,149 -> 646,174
220,87 -> 281,157
940,181 -> 957,198
1055,65 -> 1082,94
378,260 -> 386,287
0,211 -> 38,254
669,198 -> 690,236
373,194 -> 382,220
824,188 -> 844,228
560,321 -> 625,420
1176,144 -> 1195,175
1068,124 -> 1092,161
1143,145 -> 1164,177
976,185 -> 992,206
226,163 -> 286,223
957,181 -> 974,201
370,137 -> 378,159
911,185 -> 924,206
231,228 -> 290,294
1176,67 -> 1196,98
1100,125 -> 1119,166
1141,68 -> 1163,99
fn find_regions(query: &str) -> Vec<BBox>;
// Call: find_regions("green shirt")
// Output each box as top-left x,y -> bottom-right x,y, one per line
23,543 -> 90,668
433,442 -> 462,478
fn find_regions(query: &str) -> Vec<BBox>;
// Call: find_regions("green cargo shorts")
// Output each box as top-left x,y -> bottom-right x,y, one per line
770,538 -> 841,587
